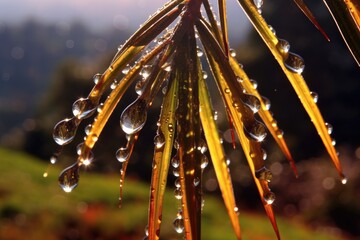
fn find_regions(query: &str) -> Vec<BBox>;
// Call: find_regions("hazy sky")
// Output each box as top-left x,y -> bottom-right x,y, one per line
0,0 -> 249,40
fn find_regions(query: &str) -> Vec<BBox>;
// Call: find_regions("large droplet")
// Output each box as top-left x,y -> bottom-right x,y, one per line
140,65 -> 152,79
264,192 -> 276,205
154,131 -> 165,149
244,122 -> 267,142
284,52 -> 305,74
72,98 -> 97,119
276,38 -> 290,57
116,147 -> 130,162
243,94 -> 261,113
253,0 -> 263,9
173,217 -> 184,234
171,155 -> 179,168
174,188 -> 182,199
59,162 -> 80,193
120,98 -> 148,135
53,118 -> 79,145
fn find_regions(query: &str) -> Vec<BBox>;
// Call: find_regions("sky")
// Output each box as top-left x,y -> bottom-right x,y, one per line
0,0 -> 249,40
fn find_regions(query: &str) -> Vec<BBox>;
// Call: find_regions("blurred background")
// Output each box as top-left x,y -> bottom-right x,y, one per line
0,0 -> 359,239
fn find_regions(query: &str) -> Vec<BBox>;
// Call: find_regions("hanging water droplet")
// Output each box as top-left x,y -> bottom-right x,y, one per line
229,49 -> 237,57
250,79 -> 258,89
310,91 -> 319,103
154,131 -> 165,149
93,73 -> 101,84
174,178 -> 181,188
261,96 -> 271,111
226,158 -> 231,166
268,25 -> 276,36
171,155 -> 179,168
244,122 -> 267,142
197,47 -> 204,57
173,217 -> 184,234
276,39 -> 290,57
120,98 -> 148,135
253,0 -> 263,9
202,71 -> 208,79
144,225 -> 149,237
53,118 -> 79,145
264,192 -> 276,205
284,52 -> 305,74
173,168 -> 179,177
244,94 -> 261,113
76,142 -> 84,155
174,188 -> 182,199
341,175 -> 348,185
234,206 -> 240,215
255,167 -> 273,182
122,64 -> 130,74
200,155 -> 208,169
82,151 -> 93,166
325,123 -> 333,134
72,98 -> 97,119
116,147 -> 130,162
236,77 -> 243,83
59,162 -> 80,193
331,138 -> 336,146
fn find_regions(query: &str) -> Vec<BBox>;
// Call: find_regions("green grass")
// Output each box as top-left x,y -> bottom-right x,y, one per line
0,148 -> 339,239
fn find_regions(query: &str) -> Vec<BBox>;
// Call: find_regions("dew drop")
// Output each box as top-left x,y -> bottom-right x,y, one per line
325,123 -> 333,134
76,142 -> 84,155
261,148 -> 267,160
154,131 -> 165,149
59,162 -> 80,193
174,178 -> 181,188
140,65 -> 152,79
244,94 -> 261,113
93,73 -> 101,84
168,123 -> 174,133
197,47 -> 204,57
85,124 -> 92,135
234,206 -> 240,215
173,168 -> 179,177
171,155 -> 179,168
116,147 -> 130,163
269,25 -> 276,36
53,118 -> 79,145
198,139 -> 208,153
224,88 -> 231,94
264,192 -> 276,205
310,91 -> 319,103
276,129 -> 284,138
110,80 -> 118,90
135,80 -> 146,96
253,0 -> 263,9
276,39 -> 290,57
200,155 -> 209,169
193,177 -> 200,186
173,217 -> 184,234
229,49 -> 237,57
341,176 -> 348,185
174,188 -> 182,199
122,64 -> 130,74
250,79 -> 258,89
50,156 -> 57,164
284,52 -> 305,74
202,71 -> 208,79
120,99 -> 147,135
72,98 -> 97,119
261,96 -> 271,111
244,122 -> 267,142
331,138 -> 336,146
97,103 -> 104,113
255,167 -> 273,182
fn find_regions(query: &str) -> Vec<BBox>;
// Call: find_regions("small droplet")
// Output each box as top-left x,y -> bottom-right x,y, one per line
234,206 -> 240,215
198,139 -> 208,154
261,148 -> 267,160
197,47 -> 204,57
173,217 -> 184,234
331,138 -> 336,146
53,118 -> 79,145
325,123 -> 333,134
250,79 -> 258,89
168,123 -> 174,133
276,39 -> 290,57
59,162 -> 80,193
50,156 -> 57,164
154,132 -> 165,149
310,91 -> 319,103
93,73 -> 101,84
135,80 -> 146,96
244,94 -> 261,113
173,168 -> 179,177
236,77 -> 243,83
122,64 -> 130,74
193,177 -> 200,186
244,122 -> 267,142
162,62 -> 172,72
140,65 -> 152,79
43,172 -> 48,178
284,52 -> 305,74
341,176 -> 348,185
253,0 -> 263,9
76,142 -> 84,155
261,96 -> 271,111
264,192 -> 276,205
174,178 -> 181,188
116,147 -> 130,162
269,25 -> 276,36
202,71 -> 208,79
120,99 -> 147,135
224,88 -> 231,94
171,155 -> 179,168
85,124 -> 92,135
229,49 -> 237,57
174,188 -> 182,199
72,98 -> 97,119
200,155 -> 208,169
110,80 -> 118,90
255,167 -> 273,182
276,129 -> 284,138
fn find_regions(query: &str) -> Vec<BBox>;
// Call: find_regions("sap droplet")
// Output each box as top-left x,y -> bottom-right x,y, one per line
174,188 -> 182,199
229,49 -> 237,57
244,94 -> 261,113
173,217 -> 184,234
325,123 -> 333,134
310,91 -> 319,103
264,192 -> 276,205
154,132 -> 165,149
284,52 -> 305,74
72,98 -> 97,119
59,163 -> 80,193
261,96 -> 271,111
255,167 -> 273,182
200,155 -> 208,169
171,155 -> 179,168
244,122 -> 267,142
120,99 -> 147,135
116,147 -> 130,162
276,39 -> 290,57
53,118 -> 79,145
93,73 -> 101,84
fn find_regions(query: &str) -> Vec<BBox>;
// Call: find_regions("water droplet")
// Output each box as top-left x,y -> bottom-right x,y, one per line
135,80 -> 146,96
154,132 -> 165,149
325,123 -> 333,134
174,178 -> 181,188
229,49 -> 237,57
244,122 -> 267,142
76,142 -> 84,155
262,148 -> 267,160
162,62 -> 172,72
171,155 -> 179,168
236,77 -> 243,83
140,65 -> 152,79
173,168 -> 179,177
85,124 -> 92,135
234,206 -> 240,215
244,94 -> 261,113
341,176 -> 347,185
276,129 -> 284,138
50,156 -> 57,164
198,139 -> 208,153
197,47 -> 204,57
276,39 -> 290,56
261,96 -> 271,110
253,0 -> 263,9
310,91 -> 319,103
144,225 -> 149,236
255,167 -> 273,182
250,79 -> 258,89
72,98 -> 97,119
331,138 -> 336,146
224,88 -> 231,94
284,52 -> 305,74
122,64 -> 130,74
193,177 -> 200,186
110,80 -> 118,90
53,118 -> 79,145
120,99 -> 148,135
93,73 -> 101,84
213,111 -> 218,121
116,147 -> 130,162
264,192 -> 275,205
269,25 -> 276,36
202,71 -> 208,79
200,155 -> 208,169
226,158 -> 231,166
174,188 -> 182,199
173,217 -> 184,233
59,162 -> 80,193
43,172 -> 48,178
168,123 -> 174,133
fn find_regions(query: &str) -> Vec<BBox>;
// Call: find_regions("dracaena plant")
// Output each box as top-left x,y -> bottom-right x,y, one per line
50,0 -> 359,239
